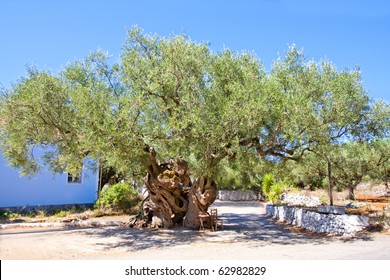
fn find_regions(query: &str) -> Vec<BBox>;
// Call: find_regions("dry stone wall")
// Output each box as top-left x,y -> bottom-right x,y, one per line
281,193 -> 321,207
266,205 -> 369,235
218,190 -> 263,201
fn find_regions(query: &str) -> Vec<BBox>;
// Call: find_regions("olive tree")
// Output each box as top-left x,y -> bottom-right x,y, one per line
0,28 -> 382,226
332,139 -> 390,199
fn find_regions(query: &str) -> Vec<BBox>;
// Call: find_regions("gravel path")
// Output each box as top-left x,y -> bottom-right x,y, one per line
1,201 -> 390,259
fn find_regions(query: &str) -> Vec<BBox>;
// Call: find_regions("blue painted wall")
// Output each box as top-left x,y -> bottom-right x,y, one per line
0,153 -> 99,208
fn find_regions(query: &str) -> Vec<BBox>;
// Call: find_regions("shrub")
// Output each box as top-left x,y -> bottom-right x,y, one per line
261,173 -> 275,197
54,210 -> 68,218
268,183 -> 287,204
261,173 -> 288,204
0,211 -> 21,219
320,195 -> 329,205
96,183 -> 141,213
308,177 -> 324,191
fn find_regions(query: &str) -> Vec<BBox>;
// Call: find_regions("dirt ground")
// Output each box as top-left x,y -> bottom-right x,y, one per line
1,201 -> 390,260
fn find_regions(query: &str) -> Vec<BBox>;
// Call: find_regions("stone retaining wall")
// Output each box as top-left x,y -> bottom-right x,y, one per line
218,190 -> 263,201
137,186 -> 263,201
266,204 -> 369,235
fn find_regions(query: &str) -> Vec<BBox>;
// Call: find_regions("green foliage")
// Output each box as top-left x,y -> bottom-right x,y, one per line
309,178 -> 325,190
320,195 -> 329,205
0,211 -> 21,219
1,26 -> 388,192
54,210 -> 68,218
261,173 -> 290,204
96,183 -> 141,212
282,138 -> 390,200
216,153 -> 266,190
26,209 -> 47,218
268,183 -> 287,204
261,173 -> 275,196
331,139 -> 390,198
283,152 -> 327,190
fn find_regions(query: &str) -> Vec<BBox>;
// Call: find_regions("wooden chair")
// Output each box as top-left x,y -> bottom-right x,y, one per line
198,213 -> 212,231
210,208 -> 224,230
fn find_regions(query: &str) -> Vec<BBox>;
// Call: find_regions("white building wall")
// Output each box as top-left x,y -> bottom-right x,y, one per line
0,153 -> 99,208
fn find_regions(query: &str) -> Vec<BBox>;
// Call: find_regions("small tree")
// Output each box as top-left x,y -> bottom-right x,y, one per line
332,140 -> 390,200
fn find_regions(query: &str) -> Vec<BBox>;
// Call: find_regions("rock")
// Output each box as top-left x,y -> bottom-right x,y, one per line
282,194 -> 321,207
384,206 -> 390,218
373,189 -> 390,196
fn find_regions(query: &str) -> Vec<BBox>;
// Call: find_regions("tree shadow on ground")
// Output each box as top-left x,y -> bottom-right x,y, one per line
219,213 -> 373,247
79,226 -> 209,252
77,201 -> 374,253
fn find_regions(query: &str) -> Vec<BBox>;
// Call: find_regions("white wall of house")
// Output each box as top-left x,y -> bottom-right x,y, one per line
0,153 -> 99,208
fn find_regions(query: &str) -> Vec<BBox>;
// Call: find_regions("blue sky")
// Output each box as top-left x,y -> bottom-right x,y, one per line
1,0 -> 389,101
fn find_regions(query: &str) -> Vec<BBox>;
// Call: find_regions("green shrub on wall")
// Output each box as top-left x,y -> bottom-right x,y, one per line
96,183 -> 141,213
261,173 -> 288,204
268,183 -> 286,204
261,173 -> 275,197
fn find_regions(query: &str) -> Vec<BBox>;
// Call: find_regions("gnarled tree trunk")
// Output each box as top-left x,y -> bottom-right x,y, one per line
134,148 -> 217,229
183,176 -> 217,229
142,149 -> 190,228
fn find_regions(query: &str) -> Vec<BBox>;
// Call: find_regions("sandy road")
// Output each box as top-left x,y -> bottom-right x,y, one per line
1,201 -> 390,260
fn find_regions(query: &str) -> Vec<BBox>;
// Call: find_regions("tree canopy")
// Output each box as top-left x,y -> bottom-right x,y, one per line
1,27 -> 388,220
